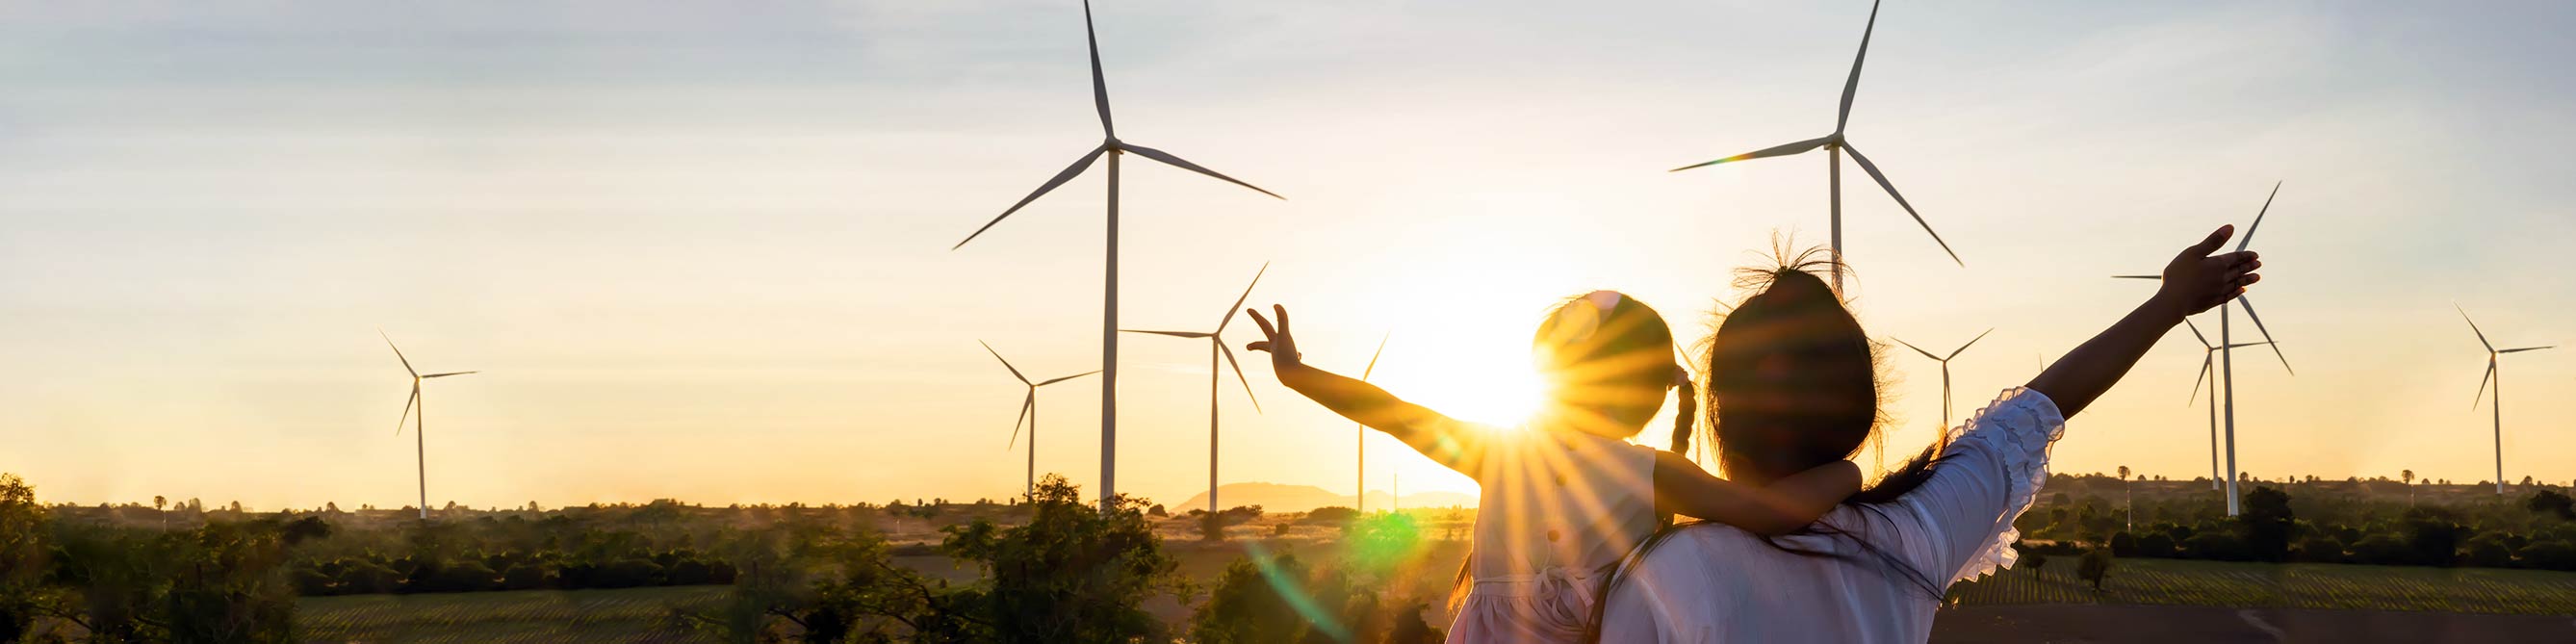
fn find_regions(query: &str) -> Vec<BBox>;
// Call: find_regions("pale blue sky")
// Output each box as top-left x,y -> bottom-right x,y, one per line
3,1 -> 2572,509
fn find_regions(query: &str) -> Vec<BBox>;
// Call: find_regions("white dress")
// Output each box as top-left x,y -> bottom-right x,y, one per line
1446,424 -> 1662,644
1593,388 -> 2067,643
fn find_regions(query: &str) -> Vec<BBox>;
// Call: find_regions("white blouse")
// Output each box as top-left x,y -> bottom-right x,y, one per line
1594,388 -> 2068,643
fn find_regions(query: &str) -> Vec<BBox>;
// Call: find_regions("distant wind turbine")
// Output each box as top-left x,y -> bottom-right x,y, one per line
1354,332 -> 1389,512
1892,328 -> 1994,432
381,331 -> 477,521
1122,263 -> 1268,521
2456,305 -> 2554,495
1669,0 -> 1960,292
949,0 -> 1282,510
2178,319 -> 2274,491
2116,181 -> 2290,516
979,341 -> 1099,500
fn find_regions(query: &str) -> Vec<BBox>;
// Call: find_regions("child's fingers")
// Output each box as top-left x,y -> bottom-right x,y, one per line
1247,341 -> 1274,353
1249,309 -> 1277,339
1273,304 -> 1291,335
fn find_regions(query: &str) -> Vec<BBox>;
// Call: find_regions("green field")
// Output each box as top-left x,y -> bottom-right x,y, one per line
299,586 -> 726,644
1945,558 -> 2576,615
295,558 -> 2576,642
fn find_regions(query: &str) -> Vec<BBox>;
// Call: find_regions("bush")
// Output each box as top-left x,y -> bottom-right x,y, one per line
2077,548 -> 2114,590
2513,540 -> 2576,571
2109,531 -> 2139,557
2462,533 -> 2514,569
2348,534 -> 2414,566
2294,537 -> 2343,563
2136,533 -> 2177,558
2181,531 -> 2251,561
1302,506 -> 1359,525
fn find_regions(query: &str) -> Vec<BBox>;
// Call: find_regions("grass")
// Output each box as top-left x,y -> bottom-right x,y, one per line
298,586 -> 727,644
294,556 -> 2576,642
1946,558 -> 2576,615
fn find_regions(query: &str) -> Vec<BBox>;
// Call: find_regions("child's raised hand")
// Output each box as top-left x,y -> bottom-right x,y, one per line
2154,225 -> 2262,319
1245,305 -> 1303,374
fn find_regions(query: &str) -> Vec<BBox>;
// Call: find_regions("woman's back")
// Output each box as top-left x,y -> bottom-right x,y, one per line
1597,388 -> 2067,642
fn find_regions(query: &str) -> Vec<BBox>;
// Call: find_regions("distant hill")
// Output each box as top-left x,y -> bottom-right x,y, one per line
1168,482 -> 1476,514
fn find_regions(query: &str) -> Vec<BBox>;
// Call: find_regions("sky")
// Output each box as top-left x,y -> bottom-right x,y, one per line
3,1 -> 2573,511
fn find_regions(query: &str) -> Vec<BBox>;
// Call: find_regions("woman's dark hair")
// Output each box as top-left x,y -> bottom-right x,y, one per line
1584,246 -> 1951,642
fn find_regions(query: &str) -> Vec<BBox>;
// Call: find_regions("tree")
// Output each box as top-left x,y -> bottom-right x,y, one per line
2117,466 -> 2133,529
155,496 -> 169,530
944,475 -> 1181,643
2402,470 -> 2415,503
2527,490 -> 2575,521
2238,486 -> 2295,562
2077,548 -> 2113,591
0,475 -> 52,642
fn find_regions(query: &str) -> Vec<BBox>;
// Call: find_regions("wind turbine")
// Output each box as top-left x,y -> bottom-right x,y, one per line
381,331 -> 477,521
1891,328 -> 1993,432
950,0 -> 1282,510
1354,332 -> 1389,512
2456,305 -> 2554,495
1122,263 -> 1268,521
2177,319 -> 2273,491
1669,0 -> 1960,292
979,341 -> 1100,500
2116,181 -> 2290,515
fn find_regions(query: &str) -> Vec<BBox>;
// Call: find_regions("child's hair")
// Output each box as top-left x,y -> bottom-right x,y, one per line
1582,245 -> 1947,642
1530,291 -> 1682,439
1448,291 -> 1690,611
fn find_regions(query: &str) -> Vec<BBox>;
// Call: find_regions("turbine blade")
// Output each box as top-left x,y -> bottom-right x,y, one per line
2184,318 -> 2211,348
2455,304 -> 2493,351
395,386 -> 420,436
979,340 -> 1031,385
1843,142 -> 1963,266
2224,342 -> 2273,349
952,145 -> 1108,250
1360,332 -> 1390,380
380,330 -> 417,377
1221,343 -> 1260,414
2112,275 -> 2160,280
1120,143 -> 1283,199
1892,337 -> 1941,362
2235,181 -> 2282,252
1948,328 -> 1995,360
1837,0 -> 1883,134
1007,394 -> 1033,451
422,371 -> 477,378
2189,355 -> 2212,405
1669,136 -> 1831,172
2500,346 -> 2555,353
1038,370 -> 1102,386
2473,361 -> 2494,409
2233,296 -> 2292,374
1217,262 -> 1271,331
1121,329 -> 1212,339
1083,0 -> 1113,138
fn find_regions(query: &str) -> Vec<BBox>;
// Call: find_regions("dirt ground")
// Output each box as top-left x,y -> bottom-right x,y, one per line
1929,604 -> 2576,643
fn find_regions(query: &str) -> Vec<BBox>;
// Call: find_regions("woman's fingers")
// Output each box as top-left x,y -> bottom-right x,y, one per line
2188,225 -> 2235,256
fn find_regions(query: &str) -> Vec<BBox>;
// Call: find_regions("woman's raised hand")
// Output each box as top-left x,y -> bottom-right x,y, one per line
1246,304 -> 1303,375
2155,225 -> 2263,319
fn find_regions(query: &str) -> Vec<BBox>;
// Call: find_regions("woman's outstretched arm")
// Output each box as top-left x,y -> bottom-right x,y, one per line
1246,305 -> 1488,476
2027,225 -> 2263,417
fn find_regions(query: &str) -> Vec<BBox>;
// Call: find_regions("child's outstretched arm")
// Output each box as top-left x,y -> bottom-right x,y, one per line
2028,225 -> 2263,418
1653,454 -> 1860,535
1245,305 -> 1489,476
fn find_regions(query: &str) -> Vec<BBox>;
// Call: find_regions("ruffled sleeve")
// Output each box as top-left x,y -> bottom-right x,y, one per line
1898,387 -> 2066,585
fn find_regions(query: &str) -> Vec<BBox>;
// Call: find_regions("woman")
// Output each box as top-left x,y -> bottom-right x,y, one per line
1592,226 -> 2262,642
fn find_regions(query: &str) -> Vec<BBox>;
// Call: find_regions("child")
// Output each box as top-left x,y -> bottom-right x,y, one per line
1245,291 -> 1860,642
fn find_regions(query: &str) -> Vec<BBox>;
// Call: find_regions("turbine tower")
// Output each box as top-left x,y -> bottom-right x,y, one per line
1892,328 -> 1993,431
2456,305 -> 2554,495
2178,319 -> 2273,491
979,341 -> 1099,500
2116,182 -> 2290,516
1355,332 -> 1389,512
1669,0 -> 1960,292
381,331 -> 477,521
1122,263 -> 1267,521
950,0 -> 1283,510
